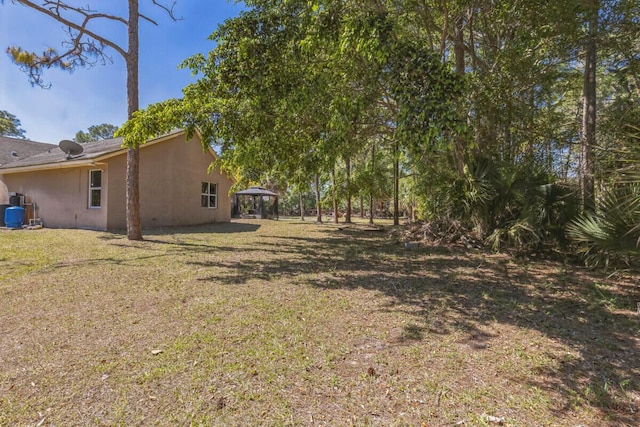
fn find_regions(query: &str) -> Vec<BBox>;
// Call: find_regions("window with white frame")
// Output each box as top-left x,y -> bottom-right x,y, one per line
89,170 -> 102,208
201,182 -> 217,208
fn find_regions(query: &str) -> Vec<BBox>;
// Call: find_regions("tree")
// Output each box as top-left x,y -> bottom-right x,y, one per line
5,0 -> 178,240
118,0 -> 462,228
580,0 -> 599,212
74,123 -> 119,142
120,0 -> 342,204
0,110 -> 27,138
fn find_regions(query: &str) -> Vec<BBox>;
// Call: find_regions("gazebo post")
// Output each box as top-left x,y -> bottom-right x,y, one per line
274,197 -> 279,219
233,194 -> 239,217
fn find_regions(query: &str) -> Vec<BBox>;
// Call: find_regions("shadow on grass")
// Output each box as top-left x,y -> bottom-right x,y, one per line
47,222 -> 261,268
53,219 -> 639,422
182,224 -> 640,424
98,222 -> 262,240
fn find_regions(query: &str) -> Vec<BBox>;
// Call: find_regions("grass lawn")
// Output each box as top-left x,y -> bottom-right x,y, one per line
1,218 -> 639,426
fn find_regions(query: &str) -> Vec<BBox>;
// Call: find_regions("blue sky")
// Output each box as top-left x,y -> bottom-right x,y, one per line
0,1 -> 244,143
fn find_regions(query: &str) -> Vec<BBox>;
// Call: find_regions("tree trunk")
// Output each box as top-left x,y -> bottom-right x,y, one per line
331,167 -> 339,224
581,0 -> 598,212
369,141 -> 376,225
369,195 -> 374,225
314,173 -> 322,223
454,15 -> 465,75
126,0 -> 142,240
393,140 -> 400,226
344,156 -> 351,223
450,13 -> 466,175
360,195 -> 365,218
299,192 -> 305,221
563,142 -> 573,183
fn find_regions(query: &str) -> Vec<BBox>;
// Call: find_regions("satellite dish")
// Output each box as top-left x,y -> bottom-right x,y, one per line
59,140 -> 84,159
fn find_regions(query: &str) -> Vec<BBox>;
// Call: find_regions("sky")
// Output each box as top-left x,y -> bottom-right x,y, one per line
0,1 -> 245,143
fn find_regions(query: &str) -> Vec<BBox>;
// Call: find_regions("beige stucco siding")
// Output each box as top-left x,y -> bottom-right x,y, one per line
0,166 -> 108,229
104,133 -> 232,229
105,153 -> 126,230
0,131 -> 231,230
139,133 -> 232,227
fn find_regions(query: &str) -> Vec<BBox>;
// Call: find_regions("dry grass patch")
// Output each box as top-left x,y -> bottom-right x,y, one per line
1,219 -> 639,426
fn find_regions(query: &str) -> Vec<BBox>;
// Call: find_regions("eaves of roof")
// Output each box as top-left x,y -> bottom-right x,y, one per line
0,130 -> 187,174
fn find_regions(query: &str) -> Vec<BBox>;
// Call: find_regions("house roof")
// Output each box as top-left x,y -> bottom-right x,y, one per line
234,186 -> 279,196
0,129 -> 188,174
0,136 -> 57,167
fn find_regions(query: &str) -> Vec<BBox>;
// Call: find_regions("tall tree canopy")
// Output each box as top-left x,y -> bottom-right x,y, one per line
119,0 -> 463,221
118,0 -> 640,266
0,110 -> 27,138
74,123 -> 119,143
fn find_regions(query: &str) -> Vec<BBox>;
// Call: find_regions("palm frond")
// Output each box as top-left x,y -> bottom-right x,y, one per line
566,185 -> 640,269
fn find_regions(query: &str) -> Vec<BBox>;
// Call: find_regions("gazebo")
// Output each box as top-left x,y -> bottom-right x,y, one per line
232,186 -> 279,219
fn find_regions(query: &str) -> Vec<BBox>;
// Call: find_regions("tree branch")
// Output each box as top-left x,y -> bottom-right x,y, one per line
13,0 -> 127,56
139,13 -> 159,25
7,0 -> 181,87
42,1 -> 128,25
150,0 -> 181,22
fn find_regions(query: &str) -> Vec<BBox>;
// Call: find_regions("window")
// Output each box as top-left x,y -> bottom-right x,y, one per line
89,170 -> 102,208
201,182 -> 217,208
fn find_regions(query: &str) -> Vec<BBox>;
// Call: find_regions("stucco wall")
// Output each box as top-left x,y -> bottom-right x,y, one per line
0,132 -> 232,230
105,133 -> 233,229
141,133 -> 232,227
105,152 -> 126,230
0,166 -> 108,229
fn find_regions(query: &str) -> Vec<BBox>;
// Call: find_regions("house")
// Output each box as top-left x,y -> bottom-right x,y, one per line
0,130 -> 233,230
0,136 -> 57,204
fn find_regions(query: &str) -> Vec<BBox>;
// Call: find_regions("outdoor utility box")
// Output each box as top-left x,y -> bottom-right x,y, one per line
9,193 -> 24,207
5,206 -> 25,229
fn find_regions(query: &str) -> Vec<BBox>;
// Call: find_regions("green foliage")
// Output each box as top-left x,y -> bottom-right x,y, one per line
567,128 -> 640,269
457,156 -> 579,251
388,40 -> 464,150
119,0 -> 461,222
114,0 -> 640,267
116,96 -> 212,146
352,142 -> 391,203
74,123 -> 119,143
567,185 -> 640,269
0,110 -> 26,138
6,36 -> 109,89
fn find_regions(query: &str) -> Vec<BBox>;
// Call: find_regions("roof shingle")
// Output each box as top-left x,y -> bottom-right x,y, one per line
0,137 -> 57,166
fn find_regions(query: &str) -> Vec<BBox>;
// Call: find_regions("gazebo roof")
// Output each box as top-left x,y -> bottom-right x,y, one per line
233,186 -> 278,197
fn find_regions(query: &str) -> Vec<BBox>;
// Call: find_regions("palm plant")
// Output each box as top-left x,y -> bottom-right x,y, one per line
566,185 -> 640,269
566,127 -> 640,269
463,156 -> 578,251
